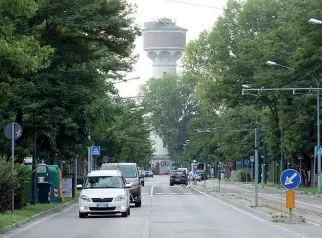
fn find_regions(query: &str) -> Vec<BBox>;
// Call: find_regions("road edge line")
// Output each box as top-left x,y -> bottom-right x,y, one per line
0,200 -> 78,236
192,187 -> 267,222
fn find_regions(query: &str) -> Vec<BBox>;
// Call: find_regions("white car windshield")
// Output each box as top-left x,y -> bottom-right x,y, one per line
84,176 -> 123,189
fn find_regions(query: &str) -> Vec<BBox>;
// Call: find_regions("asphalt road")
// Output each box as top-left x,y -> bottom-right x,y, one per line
1,176 -> 316,238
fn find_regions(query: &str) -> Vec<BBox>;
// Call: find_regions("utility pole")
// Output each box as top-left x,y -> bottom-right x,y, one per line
317,80 -> 321,189
263,132 -> 267,184
254,122 -> 259,207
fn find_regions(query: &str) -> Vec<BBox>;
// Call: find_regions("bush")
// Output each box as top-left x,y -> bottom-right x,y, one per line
0,161 -> 15,212
14,164 -> 31,209
239,168 -> 251,182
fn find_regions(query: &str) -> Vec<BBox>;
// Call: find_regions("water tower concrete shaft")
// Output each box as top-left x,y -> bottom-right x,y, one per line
143,18 -> 187,78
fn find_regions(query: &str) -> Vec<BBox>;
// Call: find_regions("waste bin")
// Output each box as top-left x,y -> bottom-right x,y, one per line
38,182 -> 51,204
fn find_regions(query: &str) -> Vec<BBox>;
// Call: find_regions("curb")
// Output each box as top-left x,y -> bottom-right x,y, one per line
0,199 -> 78,235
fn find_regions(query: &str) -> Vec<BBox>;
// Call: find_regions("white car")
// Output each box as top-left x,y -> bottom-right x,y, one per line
77,170 -> 131,218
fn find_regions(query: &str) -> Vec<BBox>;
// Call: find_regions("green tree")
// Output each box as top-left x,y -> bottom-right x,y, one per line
140,73 -> 201,157
0,0 -> 54,107
0,0 -> 141,164
96,101 -> 153,166
182,0 -> 322,170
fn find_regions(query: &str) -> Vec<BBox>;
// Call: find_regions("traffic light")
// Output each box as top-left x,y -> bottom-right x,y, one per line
192,154 -> 197,163
207,164 -> 210,167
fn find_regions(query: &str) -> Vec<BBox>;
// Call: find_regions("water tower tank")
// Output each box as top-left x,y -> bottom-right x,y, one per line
143,18 -> 188,78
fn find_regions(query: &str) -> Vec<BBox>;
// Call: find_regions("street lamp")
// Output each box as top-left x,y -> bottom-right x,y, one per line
113,76 -> 141,84
261,60 -> 321,189
309,18 -> 322,25
242,84 -> 251,88
266,61 -> 292,69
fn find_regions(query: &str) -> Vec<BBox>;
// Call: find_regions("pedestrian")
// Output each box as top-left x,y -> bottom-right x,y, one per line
188,170 -> 193,186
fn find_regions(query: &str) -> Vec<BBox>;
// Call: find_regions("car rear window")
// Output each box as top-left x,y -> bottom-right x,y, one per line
172,171 -> 184,175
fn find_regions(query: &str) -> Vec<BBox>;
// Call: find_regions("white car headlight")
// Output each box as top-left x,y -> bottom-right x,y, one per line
80,195 -> 92,202
114,194 -> 125,202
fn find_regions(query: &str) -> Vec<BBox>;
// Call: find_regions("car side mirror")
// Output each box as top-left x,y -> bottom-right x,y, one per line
125,184 -> 132,188
76,184 -> 83,190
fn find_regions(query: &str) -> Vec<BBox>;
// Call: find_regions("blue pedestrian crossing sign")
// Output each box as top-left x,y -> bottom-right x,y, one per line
193,169 -> 197,175
244,159 -> 250,165
280,169 -> 301,190
91,146 -> 101,156
315,146 -> 322,156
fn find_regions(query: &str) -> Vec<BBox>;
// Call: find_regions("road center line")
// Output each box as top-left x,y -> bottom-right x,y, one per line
170,193 -> 178,195
150,186 -> 154,197
154,193 -> 163,195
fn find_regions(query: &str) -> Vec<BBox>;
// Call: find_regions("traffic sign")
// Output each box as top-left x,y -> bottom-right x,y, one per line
91,146 -> 100,156
244,159 -> 250,165
4,122 -> 22,140
250,156 -> 255,163
315,146 -> 322,156
193,169 -> 197,175
280,169 -> 301,190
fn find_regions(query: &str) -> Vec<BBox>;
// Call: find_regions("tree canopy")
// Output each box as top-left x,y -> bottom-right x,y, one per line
0,0 -> 152,167
140,0 -> 322,183
140,74 -> 201,158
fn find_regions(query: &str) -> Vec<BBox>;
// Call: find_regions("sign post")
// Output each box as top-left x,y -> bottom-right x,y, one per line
4,122 -> 23,214
315,146 -> 322,189
280,169 -> 301,221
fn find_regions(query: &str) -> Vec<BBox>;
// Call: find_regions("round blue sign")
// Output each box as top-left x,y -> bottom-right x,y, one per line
280,169 -> 301,190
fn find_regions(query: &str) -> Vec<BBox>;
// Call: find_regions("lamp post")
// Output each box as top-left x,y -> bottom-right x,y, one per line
308,17 -> 322,188
266,60 -> 321,189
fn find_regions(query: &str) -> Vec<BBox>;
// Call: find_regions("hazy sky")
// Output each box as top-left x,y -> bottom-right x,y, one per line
115,0 -> 228,97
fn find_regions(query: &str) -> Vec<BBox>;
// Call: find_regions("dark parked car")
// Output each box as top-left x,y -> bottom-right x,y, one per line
170,170 -> 187,186
101,163 -> 143,207
145,171 -> 153,178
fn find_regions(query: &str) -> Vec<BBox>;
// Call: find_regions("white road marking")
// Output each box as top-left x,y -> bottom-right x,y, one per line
192,187 -> 307,237
2,204 -> 78,238
170,193 -> 178,195
154,193 -> 163,195
306,220 -> 322,227
150,186 -> 154,197
192,187 -> 265,222
142,193 -> 149,195
184,193 -> 192,195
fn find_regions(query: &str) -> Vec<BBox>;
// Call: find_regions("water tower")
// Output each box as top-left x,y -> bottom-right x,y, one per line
143,18 -> 187,170
143,18 -> 188,78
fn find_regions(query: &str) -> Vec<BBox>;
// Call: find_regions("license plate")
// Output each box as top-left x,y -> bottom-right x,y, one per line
175,179 -> 180,181
96,203 -> 108,208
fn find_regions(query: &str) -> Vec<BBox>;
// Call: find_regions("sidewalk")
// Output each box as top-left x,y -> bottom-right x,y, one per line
193,178 -> 322,226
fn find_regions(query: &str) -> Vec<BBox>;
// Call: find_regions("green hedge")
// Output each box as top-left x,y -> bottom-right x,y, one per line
14,164 -> 31,209
0,161 -> 31,212
0,162 -> 15,212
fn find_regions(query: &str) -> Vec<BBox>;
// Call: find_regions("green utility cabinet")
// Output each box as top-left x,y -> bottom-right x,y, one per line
28,164 -> 62,204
